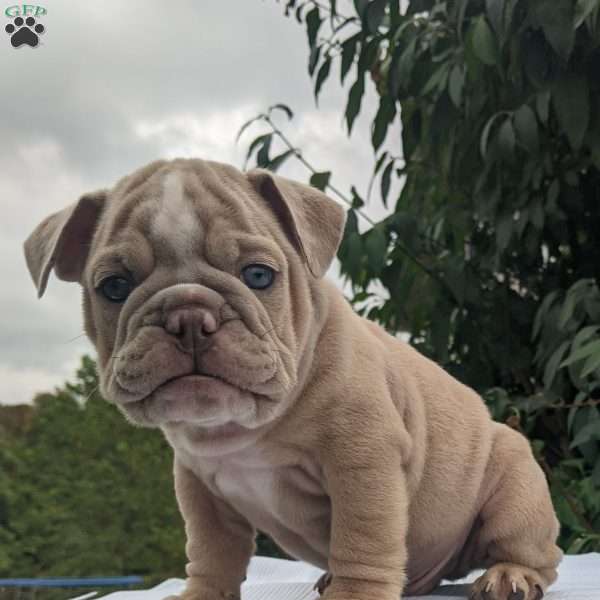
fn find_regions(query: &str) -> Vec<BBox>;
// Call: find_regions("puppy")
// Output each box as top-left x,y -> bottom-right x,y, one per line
24,158 -> 561,600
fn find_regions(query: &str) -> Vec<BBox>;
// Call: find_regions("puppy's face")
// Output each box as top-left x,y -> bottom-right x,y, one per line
24,159 -> 345,448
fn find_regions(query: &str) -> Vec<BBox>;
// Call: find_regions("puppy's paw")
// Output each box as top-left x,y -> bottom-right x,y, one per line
163,583 -> 239,600
470,563 -> 545,600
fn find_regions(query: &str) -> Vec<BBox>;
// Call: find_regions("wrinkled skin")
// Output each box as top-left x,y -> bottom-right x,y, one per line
77,161 -> 318,454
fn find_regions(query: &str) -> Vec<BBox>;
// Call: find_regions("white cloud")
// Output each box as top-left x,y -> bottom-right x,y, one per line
0,360 -> 82,405
133,105 -> 260,164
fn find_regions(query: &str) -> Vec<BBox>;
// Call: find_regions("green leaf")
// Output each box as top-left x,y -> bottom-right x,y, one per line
514,105 -> 539,153
350,186 -> 364,209
365,225 -> 388,274
570,421 -> 600,448
372,96 -> 396,150
357,36 -> 380,73
575,0 -> 600,28
533,291 -> 559,340
406,0 -> 435,13
314,57 -> 331,101
497,117 -> 516,159
448,65 -> 465,108
354,0 -> 369,19
593,458 -> 600,487
561,339 -> 600,367
305,6 -> 322,48
523,33 -> 556,88
558,282 -> 589,329
486,0 -> 504,35
366,0 -> 387,33
345,207 -> 359,234
422,64 -> 450,96
544,340 -> 570,389
480,112 -> 504,157
309,171 -> 331,191
381,159 -> 394,208
535,91 -> 551,123
345,232 -> 363,277
471,16 -> 499,65
581,351 -> 600,377
568,402 -> 582,434
308,45 -> 321,76
345,74 -> 365,133
341,33 -> 360,84
444,261 -> 466,305
552,74 -> 590,151
530,198 -> 544,229
267,150 -> 294,172
389,38 -> 416,98
256,135 -> 272,167
373,151 -> 389,177
245,133 -> 271,165
530,0 -> 575,60
495,212 -> 513,251
368,152 -> 388,199
572,325 -> 600,350
270,104 -> 294,120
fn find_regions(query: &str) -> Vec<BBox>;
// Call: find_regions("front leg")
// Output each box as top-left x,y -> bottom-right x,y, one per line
168,458 -> 255,600
320,422 -> 408,600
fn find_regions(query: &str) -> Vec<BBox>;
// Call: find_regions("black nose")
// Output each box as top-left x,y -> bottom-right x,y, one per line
165,305 -> 218,353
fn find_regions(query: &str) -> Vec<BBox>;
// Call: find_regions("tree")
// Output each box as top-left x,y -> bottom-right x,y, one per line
242,0 -> 600,551
0,356 -> 186,584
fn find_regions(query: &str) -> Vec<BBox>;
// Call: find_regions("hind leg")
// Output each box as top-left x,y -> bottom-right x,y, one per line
469,424 -> 562,600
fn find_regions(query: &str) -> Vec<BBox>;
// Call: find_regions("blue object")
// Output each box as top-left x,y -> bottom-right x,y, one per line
0,576 -> 143,588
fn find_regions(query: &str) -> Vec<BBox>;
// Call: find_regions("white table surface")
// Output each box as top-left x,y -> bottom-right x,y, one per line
68,553 -> 600,600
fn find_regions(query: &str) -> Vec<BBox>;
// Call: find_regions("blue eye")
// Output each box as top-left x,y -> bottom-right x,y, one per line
99,276 -> 133,303
241,264 -> 275,290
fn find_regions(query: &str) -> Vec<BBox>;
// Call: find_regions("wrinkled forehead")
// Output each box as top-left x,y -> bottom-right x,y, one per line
92,160 -> 270,264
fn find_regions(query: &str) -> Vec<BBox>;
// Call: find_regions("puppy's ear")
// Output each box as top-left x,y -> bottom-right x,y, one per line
247,169 -> 346,278
24,190 -> 107,298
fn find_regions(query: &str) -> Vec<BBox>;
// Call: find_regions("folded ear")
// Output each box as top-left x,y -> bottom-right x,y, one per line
247,169 -> 346,278
24,190 -> 107,298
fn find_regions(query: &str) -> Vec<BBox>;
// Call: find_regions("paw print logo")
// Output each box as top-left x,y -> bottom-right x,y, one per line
5,16 -> 45,48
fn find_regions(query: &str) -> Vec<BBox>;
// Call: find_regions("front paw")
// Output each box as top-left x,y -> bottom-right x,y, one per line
164,580 -> 239,600
469,563 -> 545,600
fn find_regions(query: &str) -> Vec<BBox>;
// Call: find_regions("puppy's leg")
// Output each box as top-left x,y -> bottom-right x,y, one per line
166,459 -> 255,600
470,424 -> 562,600
320,430 -> 408,600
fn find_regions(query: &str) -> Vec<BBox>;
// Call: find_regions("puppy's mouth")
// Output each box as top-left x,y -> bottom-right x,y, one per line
122,372 -> 266,428
155,371 -> 251,396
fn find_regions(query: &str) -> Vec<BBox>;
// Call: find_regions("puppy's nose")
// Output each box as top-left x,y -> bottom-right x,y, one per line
165,306 -> 218,353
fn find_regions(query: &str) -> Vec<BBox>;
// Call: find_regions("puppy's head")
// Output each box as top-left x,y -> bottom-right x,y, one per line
24,159 -> 345,449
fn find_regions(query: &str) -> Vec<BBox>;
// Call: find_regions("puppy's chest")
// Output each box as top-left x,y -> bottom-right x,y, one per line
196,449 -> 331,542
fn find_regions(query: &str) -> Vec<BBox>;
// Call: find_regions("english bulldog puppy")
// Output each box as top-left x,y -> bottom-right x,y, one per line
24,158 -> 561,600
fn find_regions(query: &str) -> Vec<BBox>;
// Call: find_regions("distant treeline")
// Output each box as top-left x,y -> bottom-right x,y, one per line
0,356 -> 283,592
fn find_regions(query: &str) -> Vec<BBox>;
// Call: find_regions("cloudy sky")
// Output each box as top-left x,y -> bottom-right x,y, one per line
0,0 -> 398,405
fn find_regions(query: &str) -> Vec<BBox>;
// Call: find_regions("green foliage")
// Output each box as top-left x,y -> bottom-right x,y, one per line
0,357 -> 285,587
0,357 -> 186,583
248,0 -> 600,550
